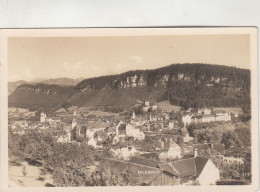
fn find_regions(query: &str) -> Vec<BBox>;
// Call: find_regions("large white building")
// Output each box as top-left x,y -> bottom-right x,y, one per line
215,110 -> 231,121
182,108 -> 231,125
201,114 -> 215,123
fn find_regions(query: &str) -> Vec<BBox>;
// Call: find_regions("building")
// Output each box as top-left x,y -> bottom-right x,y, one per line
129,156 -> 162,168
87,137 -> 97,148
111,134 -> 120,145
215,110 -> 231,121
94,130 -> 108,142
193,143 -> 225,156
157,155 -> 220,185
151,105 -> 158,111
109,146 -> 139,160
144,101 -> 150,106
169,121 -> 175,129
105,127 -> 115,136
159,138 -> 181,160
102,158 -> 180,186
203,108 -> 211,115
223,147 -> 248,164
142,105 -> 150,112
57,132 -> 71,143
125,124 -> 145,140
181,128 -> 194,143
182,114 -> 192,126
115,121 -> 126,137
86,121 -> 110,138
201,114 -> 215,123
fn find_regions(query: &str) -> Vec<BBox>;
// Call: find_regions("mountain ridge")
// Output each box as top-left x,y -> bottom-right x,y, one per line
9,64 -> 250,113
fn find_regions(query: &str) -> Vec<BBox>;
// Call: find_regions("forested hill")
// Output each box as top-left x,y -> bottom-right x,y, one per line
9,64 -> 250,112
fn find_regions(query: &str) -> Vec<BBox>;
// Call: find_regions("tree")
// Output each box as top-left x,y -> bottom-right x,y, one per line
121,168 -> 140,186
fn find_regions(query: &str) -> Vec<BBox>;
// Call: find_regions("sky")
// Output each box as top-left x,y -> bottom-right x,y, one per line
8,34 -> 250,82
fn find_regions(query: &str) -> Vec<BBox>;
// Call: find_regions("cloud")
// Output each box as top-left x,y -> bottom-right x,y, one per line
63,62 -> 82,72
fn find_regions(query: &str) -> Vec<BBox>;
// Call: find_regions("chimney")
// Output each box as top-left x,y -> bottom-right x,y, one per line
194,149 -> 198,158
210,143 -> 213,149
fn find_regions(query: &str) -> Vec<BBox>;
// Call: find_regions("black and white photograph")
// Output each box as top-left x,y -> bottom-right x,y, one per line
0,28 -> 258,191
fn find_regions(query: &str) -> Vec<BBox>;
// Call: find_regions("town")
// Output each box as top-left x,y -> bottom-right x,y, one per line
8,100 -> 251,186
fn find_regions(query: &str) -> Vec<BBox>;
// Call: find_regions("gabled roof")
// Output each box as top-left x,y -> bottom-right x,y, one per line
129,156 -> 161,168
161,140 -> 180,151
194,156 -> 208,177
157,156 -> 210,179
105,127 -> 115,133
94,130 -> 108,139
140,153 -> 160,161
171,158 -> 197,177
157,163 -> 179,176
102,158 -> 163,185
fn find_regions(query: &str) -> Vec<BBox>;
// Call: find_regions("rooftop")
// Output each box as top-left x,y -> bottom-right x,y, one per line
102,158 -> 163,185
157,156 -> 209,179
129,156 -> 162,168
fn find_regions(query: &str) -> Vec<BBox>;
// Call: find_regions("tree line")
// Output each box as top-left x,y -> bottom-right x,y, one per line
8,129 -> 139,186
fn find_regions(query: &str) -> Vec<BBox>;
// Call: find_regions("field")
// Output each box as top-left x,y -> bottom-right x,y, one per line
156,101 -> 181,112
8,161 -> 54,187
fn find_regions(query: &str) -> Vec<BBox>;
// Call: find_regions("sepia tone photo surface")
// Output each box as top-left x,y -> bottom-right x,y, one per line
0,28 -> 258,192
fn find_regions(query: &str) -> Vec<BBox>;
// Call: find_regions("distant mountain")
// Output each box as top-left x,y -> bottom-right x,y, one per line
9,83 -> 75,112
34,77 -> 85,86
8,80 -> 29,95
9,64 -> 250,113
8,78 -> 84,95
